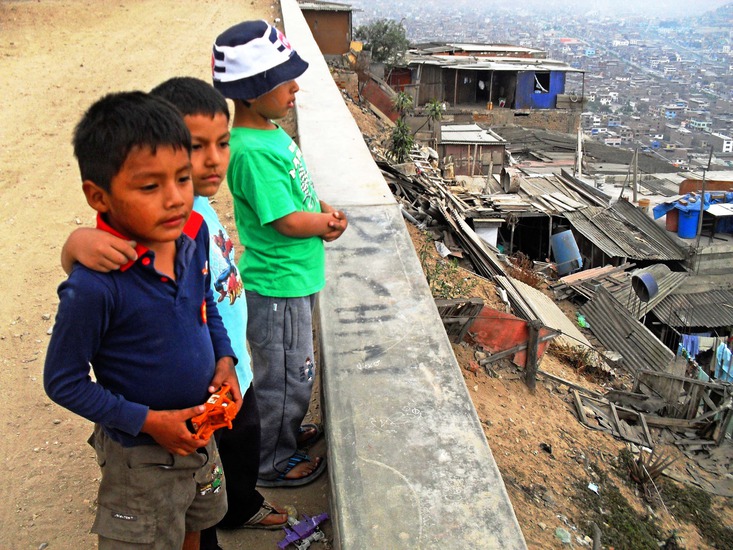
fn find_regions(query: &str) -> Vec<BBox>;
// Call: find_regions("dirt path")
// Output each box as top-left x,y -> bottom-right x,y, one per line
0,2 -> 295,548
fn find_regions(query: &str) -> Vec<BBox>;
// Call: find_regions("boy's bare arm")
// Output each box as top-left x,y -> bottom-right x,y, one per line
62,227 -> 138,274
141,406 -> 209,456
272,202 -> 348,242
320,200 -> 348,242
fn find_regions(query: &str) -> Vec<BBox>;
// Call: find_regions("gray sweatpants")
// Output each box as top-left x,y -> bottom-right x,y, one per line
245,290 -> 317,479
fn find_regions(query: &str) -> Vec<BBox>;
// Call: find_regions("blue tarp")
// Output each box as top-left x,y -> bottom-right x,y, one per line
653,192 -> 733,234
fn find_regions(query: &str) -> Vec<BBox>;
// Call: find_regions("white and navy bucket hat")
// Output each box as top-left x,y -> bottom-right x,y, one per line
212,20 -> 309,100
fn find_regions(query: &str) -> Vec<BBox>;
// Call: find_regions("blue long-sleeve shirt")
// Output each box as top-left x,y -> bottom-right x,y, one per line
44,212 -> 236,446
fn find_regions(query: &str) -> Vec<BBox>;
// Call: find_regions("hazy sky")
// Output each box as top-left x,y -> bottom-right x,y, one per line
509,0 -> 730,17
350,0 -> 731,19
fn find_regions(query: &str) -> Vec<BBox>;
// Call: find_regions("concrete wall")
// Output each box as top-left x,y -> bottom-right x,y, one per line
281,1 -> 527,548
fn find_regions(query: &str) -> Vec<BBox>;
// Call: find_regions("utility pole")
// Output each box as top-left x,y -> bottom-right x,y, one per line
695,146 -> 715,249
632,146 -> 638,203
575,119 -> 583,178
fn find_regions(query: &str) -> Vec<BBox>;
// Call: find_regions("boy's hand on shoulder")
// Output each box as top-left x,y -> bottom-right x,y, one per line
209,356 -> 242,411
141,406 -> 209,456
322,210 -> 348,242
62,227 -> 137,274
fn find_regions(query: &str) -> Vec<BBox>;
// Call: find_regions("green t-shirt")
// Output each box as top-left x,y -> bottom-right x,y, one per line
227,125 -> 325,297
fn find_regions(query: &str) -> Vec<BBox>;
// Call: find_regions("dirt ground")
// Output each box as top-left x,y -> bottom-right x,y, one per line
2,1 -> 731,550
0,1 -> 327,549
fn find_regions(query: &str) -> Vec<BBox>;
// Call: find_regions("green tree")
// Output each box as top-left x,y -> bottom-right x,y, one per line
413,98 -> 443,135
354,19 -> 409,66
392,91 -> 414,116
389,118 -> 414,164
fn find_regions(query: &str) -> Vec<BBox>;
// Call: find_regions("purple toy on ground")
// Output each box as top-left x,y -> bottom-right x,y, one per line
278,513 -> 329,550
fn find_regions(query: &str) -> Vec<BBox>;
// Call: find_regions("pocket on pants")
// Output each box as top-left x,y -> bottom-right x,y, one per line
246,291 -> 274,348
92,503 -> 156,544
284,301 -> 298,351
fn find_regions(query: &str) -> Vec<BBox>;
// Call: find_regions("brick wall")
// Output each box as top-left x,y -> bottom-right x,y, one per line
470,109 -> 581,134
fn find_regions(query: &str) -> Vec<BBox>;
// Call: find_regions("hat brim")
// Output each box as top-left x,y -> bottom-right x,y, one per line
214,53 -> 309,100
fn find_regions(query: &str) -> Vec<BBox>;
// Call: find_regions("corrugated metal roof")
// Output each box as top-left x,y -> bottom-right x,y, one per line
564,200 -> 686,261
678,170 -> 733,182
406,53 -> 582,73
443,43 -> 544,55
607,265 -> 689,319
638,176 -> 679,197
507,278 -> 591,348
440,123 -> 505,144
651,289 -> 733,328
552,263 -> 688,317
298,0 -> 353,11
581,286 -> 675,374
493,127 -> 677,174
518,175 -> 592,213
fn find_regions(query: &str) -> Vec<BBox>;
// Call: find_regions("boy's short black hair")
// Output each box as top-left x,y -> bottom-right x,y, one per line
150,77 -> 230,121
73,91 -> 191,192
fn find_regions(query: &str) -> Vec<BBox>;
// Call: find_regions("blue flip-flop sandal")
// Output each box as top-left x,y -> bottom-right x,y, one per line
256,451 -> 327,488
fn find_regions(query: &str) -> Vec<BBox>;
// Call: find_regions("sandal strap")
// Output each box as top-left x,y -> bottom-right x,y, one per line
243,501 -> 277,526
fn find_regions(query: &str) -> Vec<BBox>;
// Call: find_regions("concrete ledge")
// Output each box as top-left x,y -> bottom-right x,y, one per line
282,2 -> 527,547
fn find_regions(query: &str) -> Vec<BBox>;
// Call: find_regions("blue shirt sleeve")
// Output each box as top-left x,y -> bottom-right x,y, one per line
43,270 -> 149,436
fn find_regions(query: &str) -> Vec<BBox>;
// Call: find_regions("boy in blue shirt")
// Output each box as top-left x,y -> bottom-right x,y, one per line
45,91 -> 241,549
62,78 -> 295,538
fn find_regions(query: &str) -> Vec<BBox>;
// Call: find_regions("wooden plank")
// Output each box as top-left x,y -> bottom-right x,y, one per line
609,402 -> 622,434
639,413 -> 653,448
701,391 -> 717,412
573,390 -> 586,423
524,320 -> 543,391
637,369 -> 727,390
686,384 -> 704,420
576,393 -> 651,447
640,415 -> 706,429
715,408 -> 733,445
673,439 -> 716,446
538,370 -> 605,399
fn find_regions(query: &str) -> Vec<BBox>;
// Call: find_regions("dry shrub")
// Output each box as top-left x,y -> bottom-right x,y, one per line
506,252 -> 543,289
549,341 -> 611,381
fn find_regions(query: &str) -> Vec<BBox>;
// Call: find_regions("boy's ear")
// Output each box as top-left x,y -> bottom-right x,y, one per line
82,180 -> 111,213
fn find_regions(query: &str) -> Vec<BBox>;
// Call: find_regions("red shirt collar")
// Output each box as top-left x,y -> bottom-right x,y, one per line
95,211 -> 204,272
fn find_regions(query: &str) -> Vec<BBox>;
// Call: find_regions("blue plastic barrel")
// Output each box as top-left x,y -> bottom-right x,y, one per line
551,230 -> 583,276
677,209 -> 699,239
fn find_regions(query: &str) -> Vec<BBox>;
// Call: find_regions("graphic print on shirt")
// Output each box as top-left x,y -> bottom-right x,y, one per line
288,140 -> 318,211
211,228 -> 243,305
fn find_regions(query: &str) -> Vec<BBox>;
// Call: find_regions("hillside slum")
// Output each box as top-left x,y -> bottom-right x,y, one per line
365,120 -> 733,498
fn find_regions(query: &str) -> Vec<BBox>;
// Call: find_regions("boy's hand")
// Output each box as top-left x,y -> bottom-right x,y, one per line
322,210 -> 348,242
209,356 -> 242,412
141,406 -> 209,456
62,227 -> 137,274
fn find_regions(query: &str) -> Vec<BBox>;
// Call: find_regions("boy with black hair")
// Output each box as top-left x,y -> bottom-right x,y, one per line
62,77 -> 296,536
212,20 -> 347,487
44,91 -> 240,549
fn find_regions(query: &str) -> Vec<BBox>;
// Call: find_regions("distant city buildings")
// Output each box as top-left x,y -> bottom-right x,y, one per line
349,0 -> 733,169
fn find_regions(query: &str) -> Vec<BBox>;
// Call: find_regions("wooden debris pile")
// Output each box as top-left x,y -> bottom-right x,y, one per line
571,368 -> 732,450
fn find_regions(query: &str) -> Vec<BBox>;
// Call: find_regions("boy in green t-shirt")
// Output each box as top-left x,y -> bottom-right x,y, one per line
212,20 -> 347,486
